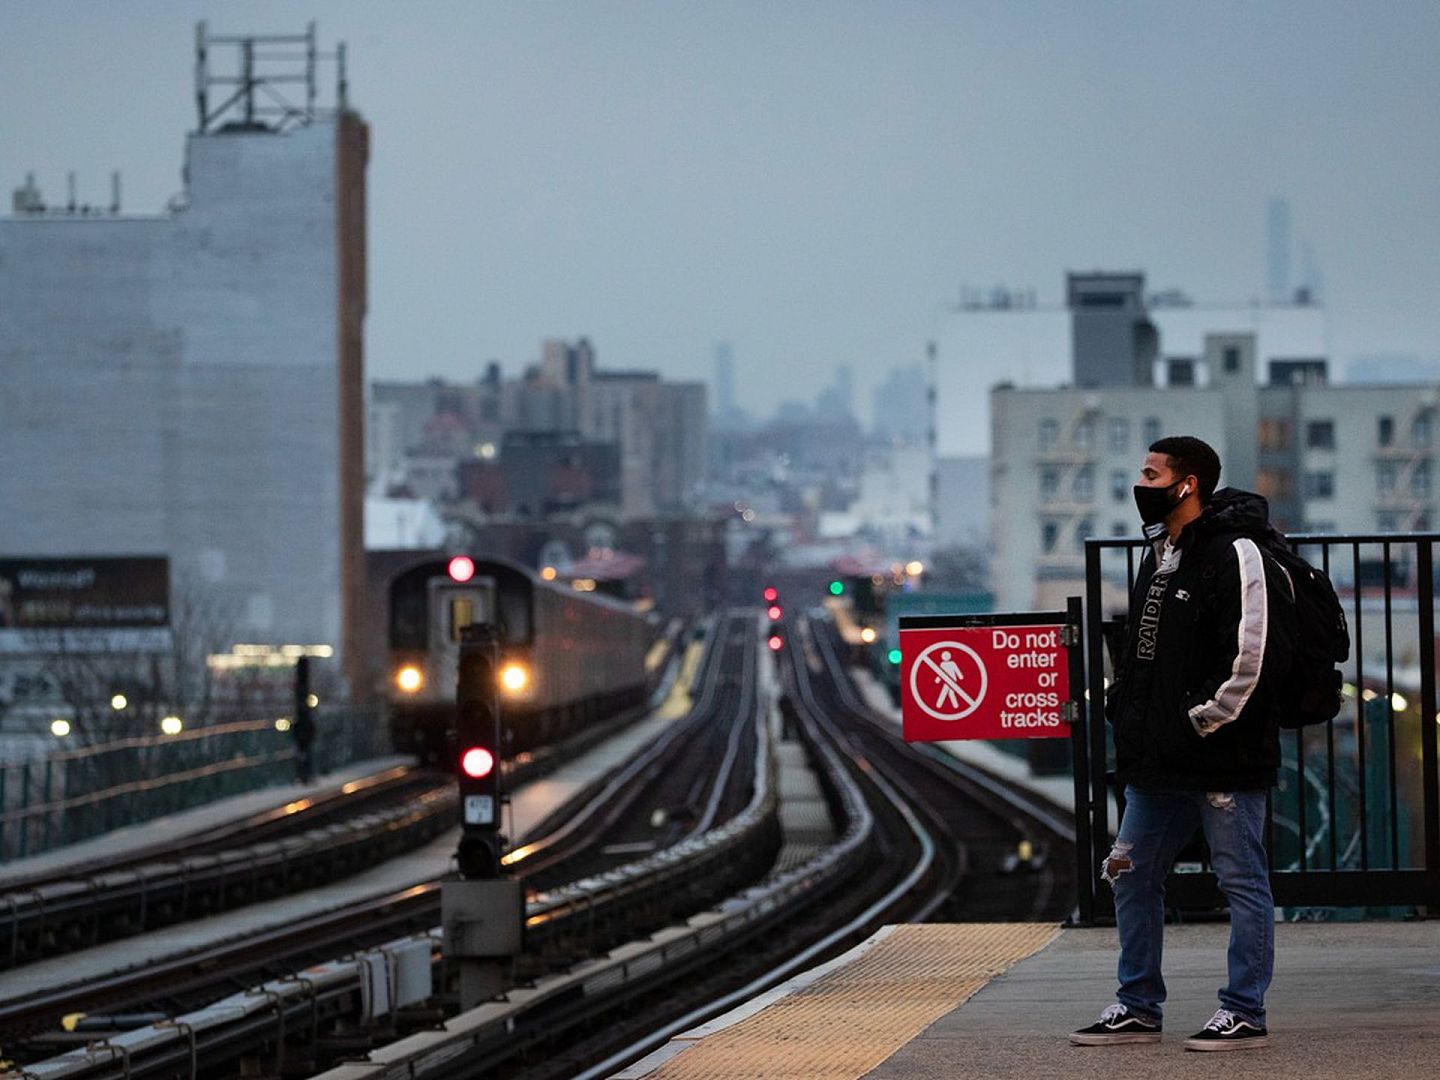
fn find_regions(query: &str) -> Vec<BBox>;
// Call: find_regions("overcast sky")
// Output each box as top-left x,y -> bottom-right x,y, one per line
3,2 -> 1437,423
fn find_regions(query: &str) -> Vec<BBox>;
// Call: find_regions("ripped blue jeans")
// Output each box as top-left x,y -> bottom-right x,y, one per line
1103,786 -> 1274,1024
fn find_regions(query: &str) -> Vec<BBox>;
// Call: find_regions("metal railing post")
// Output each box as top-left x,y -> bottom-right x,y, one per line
0,764 -> 8,863
41,758 -> 54,853
1084,541 -> 1109,916
1417,541 -> 1440,902
18,761 -> 31,859
1067,595 -> 1095,924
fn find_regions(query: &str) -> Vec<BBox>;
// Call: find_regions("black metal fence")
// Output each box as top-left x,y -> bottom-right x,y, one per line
1078,533 -> 1440,919
0,705 -> 389,864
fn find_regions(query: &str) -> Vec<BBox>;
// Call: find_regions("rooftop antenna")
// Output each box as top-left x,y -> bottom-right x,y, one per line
193,20 -> 347,134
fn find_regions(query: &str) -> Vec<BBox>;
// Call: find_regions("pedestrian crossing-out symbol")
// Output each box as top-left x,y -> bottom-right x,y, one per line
909,641 -> 987,721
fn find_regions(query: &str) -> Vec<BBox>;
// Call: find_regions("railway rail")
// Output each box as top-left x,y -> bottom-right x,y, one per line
0,629 -> 690,974
1,615 -> 764,1076
5,610 -> 1081,1080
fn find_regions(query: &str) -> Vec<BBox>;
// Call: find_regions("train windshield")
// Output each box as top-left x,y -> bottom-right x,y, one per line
431,581 -> 496,647
449,595 -> 475,641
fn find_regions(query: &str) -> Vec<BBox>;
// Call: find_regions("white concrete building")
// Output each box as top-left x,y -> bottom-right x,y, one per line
0,73 -> 368,687
992,330 -> 1440,614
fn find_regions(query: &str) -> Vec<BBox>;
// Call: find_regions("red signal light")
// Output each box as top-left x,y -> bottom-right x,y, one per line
460,746 -> 495,778
767,605 -> 783,620
762,587 -> 778,602
767,634 -> 784,652
449,556 -> 476,583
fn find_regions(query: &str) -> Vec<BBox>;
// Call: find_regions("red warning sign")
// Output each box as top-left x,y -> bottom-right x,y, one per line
900,622 -> 1071,742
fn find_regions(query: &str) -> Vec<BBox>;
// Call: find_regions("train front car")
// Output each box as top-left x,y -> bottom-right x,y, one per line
386,555 -> 651,763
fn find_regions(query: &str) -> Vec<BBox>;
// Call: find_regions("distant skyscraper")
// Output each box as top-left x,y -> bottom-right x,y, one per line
714,342 -> 735,418
872,365 -> 928,440
1267,196 -> 1292,305
1299,238 -> 1324,305
815,364 -> 857,422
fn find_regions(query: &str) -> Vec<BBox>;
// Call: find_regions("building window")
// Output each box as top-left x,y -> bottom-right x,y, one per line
1111,521 -> 1130,537
1416,512 -> 1432,531
1075,418 -> 1095,450
1073,466 -> 1094,501
1040,466 -> 1060,498
1223,346 -> 1241,373
1110,470 -> 1128,501
1413,460 -> 1431,497
1108,417 -> 1129,453
1258,419 -> 1291,451
1413,414 -> 1432,449
1306,420 -> 1336,450
1142,416 -> 1161,446
1042,520 -> 1060,553
1257,469 -> 1293,500
1039,418 -> 1059,450
1378,415 -> 1394,446
1377,461 -> 1397,493
1075,517 -> 1095,551
1303,471 -> 1335,499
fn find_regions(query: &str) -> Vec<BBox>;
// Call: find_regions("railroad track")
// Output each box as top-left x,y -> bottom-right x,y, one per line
0,631 -> 692,975
801,615 -> 1076,922
5,609 -> 1080,1079
0,615 -> 765,1075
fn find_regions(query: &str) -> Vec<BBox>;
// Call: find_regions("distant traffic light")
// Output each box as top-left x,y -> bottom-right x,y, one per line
449,555 -> 476,583
767,634 -> 784,652
828,580 -> 845,596
887,648 -> 902,665
767,605 -> 783,621
456,626 -> 503,878
763,586 -> 779,603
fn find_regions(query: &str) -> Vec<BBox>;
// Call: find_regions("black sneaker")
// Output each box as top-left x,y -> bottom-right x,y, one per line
1070,1003 -> 1162,1045
1183,1008 -> 1269,1051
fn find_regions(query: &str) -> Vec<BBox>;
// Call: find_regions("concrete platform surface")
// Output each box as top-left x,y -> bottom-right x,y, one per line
634,921 -> 1439,1080
869,921 -> 1440,1079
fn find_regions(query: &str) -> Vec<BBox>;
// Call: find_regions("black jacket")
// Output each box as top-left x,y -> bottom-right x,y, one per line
1107,489 -> 1296,792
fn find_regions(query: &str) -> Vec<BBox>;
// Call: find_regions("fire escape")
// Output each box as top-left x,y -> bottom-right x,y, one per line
1035,395 -> 1103,579
1374,397 -> 1437,533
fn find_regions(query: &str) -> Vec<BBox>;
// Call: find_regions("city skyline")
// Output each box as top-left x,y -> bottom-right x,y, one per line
3,2 -> 1438,425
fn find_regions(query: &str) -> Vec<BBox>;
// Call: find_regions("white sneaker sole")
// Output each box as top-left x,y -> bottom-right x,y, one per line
1070,1032 -> 1162,1045
1184,1035 -> 1269,1051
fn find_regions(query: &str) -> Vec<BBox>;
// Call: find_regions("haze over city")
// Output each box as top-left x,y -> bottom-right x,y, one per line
3,1 -> 1437,424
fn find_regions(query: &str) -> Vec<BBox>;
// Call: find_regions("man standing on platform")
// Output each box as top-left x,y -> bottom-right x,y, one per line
1071,435 -> 1293,1052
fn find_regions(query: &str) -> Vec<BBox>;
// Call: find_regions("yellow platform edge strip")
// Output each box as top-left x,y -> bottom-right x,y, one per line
647,922 -> 1061,1080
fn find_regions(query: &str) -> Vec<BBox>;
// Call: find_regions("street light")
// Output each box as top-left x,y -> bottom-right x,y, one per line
160,715 -> 184,736
110,693 -> 128,711
51,718 -> 72,737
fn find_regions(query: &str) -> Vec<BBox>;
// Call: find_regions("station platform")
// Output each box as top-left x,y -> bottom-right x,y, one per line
619,920 -> 1439,1079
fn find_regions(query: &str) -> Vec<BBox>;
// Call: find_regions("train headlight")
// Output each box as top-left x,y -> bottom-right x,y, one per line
499,662 -> 529,694
396,665 -> 425,694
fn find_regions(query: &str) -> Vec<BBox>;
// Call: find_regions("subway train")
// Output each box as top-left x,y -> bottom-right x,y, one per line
386,554 -> 655,762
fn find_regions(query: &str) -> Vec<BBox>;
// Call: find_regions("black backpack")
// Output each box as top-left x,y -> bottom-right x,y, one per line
1260,531 -> 1351,728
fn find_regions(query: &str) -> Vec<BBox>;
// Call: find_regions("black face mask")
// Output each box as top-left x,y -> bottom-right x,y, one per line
1133,480 -> 1190,527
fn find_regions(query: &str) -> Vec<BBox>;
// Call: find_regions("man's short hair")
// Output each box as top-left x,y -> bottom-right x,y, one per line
1150,435 -> 1222,501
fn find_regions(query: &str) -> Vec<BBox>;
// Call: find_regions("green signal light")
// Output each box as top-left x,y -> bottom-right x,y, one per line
887,648 -> 902,665
829,580 -> 845,596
